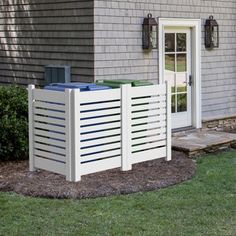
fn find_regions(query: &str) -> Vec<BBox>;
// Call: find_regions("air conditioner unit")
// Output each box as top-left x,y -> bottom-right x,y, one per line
45,65 -> 71,85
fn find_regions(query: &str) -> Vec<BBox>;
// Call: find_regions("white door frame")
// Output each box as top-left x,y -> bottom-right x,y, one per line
158,18 -> 202,129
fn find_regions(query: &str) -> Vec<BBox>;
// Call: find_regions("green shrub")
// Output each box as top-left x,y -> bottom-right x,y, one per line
0,86 -> 28,161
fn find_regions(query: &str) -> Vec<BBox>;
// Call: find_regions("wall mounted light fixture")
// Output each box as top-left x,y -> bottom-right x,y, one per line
205,15 -> 219,49
142,13 -> 158,50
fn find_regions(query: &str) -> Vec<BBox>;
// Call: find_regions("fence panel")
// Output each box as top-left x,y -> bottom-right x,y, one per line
78,89 -> 122,176
130,83 -> 171,164
29,86 -> 67,176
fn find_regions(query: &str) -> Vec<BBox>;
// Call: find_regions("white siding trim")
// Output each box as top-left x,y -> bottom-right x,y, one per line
158,18 -> 202,129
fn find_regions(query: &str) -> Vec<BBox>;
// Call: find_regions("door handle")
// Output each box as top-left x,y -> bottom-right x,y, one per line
188,75 -> 193,86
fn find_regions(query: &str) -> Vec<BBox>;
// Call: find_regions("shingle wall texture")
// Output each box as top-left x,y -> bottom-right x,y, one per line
94,0 -> 236,120
0,0 -> 94,86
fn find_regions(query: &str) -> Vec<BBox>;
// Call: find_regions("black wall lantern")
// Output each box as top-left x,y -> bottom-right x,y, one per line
205,15 -> 219,49
142,13 -> 158,50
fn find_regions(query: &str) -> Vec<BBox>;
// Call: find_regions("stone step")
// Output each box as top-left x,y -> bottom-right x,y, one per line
172,130 -> 236,157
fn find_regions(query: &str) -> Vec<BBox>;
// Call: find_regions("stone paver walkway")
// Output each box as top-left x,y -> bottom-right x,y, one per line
172,129 -> 236,157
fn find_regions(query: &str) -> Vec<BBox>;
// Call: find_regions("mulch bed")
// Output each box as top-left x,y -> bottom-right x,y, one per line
0,151 -> 196,199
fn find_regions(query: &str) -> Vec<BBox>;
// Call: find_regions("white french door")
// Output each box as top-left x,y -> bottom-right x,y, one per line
164,27 -> 192,129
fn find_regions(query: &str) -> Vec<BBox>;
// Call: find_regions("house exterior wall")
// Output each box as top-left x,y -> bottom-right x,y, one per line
94,0 -> 236,120
0,0 -> 94,86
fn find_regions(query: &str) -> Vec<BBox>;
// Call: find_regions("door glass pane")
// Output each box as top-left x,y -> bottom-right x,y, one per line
166,73 -> 175,93
176,73 -> 187,93
171,95 -> 176,113
171,76 -> 176,93
177,54 -> 187,72
165,54 -> 175,72
177,33 -> 186,52
165,33 -> 175,52
177,94 -> 187,112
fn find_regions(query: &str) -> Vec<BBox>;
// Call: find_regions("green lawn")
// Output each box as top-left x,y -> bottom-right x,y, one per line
0,151 -> 236,236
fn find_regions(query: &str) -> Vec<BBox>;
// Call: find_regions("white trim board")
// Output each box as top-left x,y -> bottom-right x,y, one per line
158,18 -> 202,129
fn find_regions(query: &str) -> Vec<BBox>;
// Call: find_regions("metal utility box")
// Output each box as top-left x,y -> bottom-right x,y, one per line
45,65 -> 71,85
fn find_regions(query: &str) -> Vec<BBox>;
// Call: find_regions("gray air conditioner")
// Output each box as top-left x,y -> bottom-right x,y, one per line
45,65 -> 71,85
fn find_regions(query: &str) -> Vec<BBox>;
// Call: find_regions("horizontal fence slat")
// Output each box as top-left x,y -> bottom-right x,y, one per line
35,149 -> 66,163
34,129 -> 66,140
131,147 -> 166,164
35,143 -> 66,156
132,115 -> 166,126
132,134 -> 166,146
34,89 -> 65,103
80,114 -> 121,126
132,121 -> 166,132
81,108 -> 121,119
132,127 -> 164,139
81,128 -> 121,140
81,135 -> 121,148
80,89 -> 120,103
35,136 -> 66,149
80,122 -> 121,134
132,108 -> 166,119
34,101 -> 65,112
34,122 -> 65,133
34,115 -> 65,126
81,149 -> 121,163
132,140 -> 166,153
131,95 -> 166,105
132,103 -> 167,112
80,101 -> 121,111
131,84 -> 166,98
34,156 -> 66,175
81,142 -> 121,156
34,108 -> 65,119
81,156 -> 121,175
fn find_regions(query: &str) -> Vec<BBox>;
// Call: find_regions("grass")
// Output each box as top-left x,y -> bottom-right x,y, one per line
0,150 -> 236,236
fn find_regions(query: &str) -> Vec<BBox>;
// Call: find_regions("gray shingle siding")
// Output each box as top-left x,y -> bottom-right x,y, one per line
0,0 -> 94,86
94,0 -> 236,120
0,0 -> 235,121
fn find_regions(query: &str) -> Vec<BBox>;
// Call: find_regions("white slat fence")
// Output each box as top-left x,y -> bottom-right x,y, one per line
28,82 -> 171,181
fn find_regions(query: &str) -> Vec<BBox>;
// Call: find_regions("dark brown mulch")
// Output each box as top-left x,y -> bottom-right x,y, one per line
0,151 -> 196,199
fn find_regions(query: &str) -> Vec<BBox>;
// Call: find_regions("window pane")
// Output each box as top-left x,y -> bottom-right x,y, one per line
177,33 -> 186,52
177,54 -> 187,72
176,73 -> 187,93
165,73 -> 175,93
177,94 -> 187,112
171,95 -> 176,113
165,54 -> 175,72
171,84 -> 175,93
165,33 -> 175,52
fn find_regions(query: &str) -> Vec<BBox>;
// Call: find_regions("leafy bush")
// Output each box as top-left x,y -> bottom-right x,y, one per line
0,86 -> 28,161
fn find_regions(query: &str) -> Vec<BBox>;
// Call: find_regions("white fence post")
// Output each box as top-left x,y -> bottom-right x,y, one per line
121,84 -> 132,171
65,89 -> 73,181
28,85 -> 35,171
70,89 -> 81,182
166,81 -> 172,161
